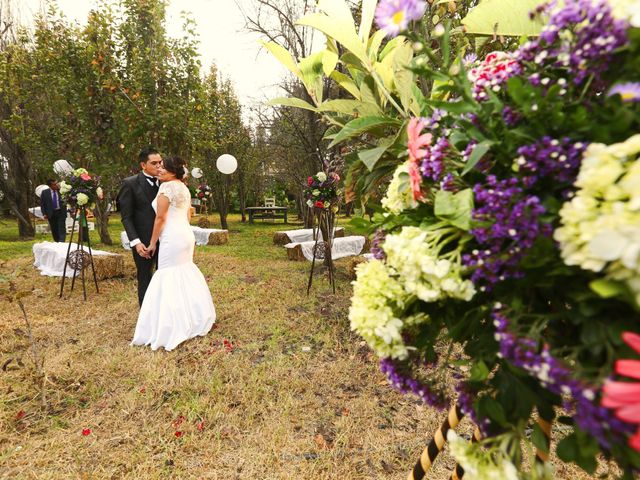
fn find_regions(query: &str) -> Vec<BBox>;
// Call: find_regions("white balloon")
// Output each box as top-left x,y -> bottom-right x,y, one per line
35,184 -> 49,197
216,154 -> 237,174
53,159 -> 73,175
191,167 -> 204,179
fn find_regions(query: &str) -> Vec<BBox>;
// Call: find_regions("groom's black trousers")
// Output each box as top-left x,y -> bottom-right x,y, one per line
133,247 -> 158,306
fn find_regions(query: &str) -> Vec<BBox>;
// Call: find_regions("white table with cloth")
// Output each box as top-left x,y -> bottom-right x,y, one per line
284,235 -> 366,261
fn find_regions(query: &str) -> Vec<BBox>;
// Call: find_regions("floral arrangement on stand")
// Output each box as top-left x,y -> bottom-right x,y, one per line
304,171 -> 341,211
348,0 -> 640,476
59,167 -> 102,208
195,184 -> 212,200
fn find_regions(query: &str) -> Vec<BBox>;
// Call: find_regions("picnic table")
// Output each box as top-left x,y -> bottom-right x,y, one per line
245,206 -> 288,224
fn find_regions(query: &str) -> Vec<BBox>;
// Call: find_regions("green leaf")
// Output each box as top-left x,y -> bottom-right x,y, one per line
358,143 -> 391,171
359,0 -> 377,42
469,360 -> 489,382
329,116 -> 400,148
430,99 -> 476,114
299,51 -> 326,102
461,140 -> 493,176
260,41 -> 303,81
531,423 -> 549,455
462,0 -> 545,37
589,279 -> 628,298
268,97 -> 318,111
330,71 -> 362,99
434,188 -> 474,230
322,49 -> 339,76
297,13 -> 369,67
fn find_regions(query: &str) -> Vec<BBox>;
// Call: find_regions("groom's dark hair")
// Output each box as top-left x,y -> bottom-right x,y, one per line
139,147 -> 159,164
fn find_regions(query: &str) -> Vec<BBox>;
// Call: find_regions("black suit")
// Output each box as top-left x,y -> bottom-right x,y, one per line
117,173 -> 159,305
40,188 -> 67,242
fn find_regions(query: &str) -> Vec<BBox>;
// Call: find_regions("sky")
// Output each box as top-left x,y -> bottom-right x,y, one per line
18,0 -> 301,118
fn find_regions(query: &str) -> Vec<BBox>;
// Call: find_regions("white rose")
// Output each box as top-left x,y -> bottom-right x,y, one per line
76,193 -> 89,206
96,187 -> 104,200
316,172 -> 327,182
312,189 -> 321,196
306,199 -> 313,207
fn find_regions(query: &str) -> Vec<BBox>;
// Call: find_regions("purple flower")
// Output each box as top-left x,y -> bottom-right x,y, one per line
420,136 -> 449,181
516,137 -> 588,188
608,82 -> 640,102
440,173 -> 456,192
371,229 -> 387,261
517,0 -> 628,88
502,106 -> 521,127
380,358 -> 448,409
375,0 -> 426,37
463,176 -> 550,288
492,307 -> 636,450
463,53 -> 478,66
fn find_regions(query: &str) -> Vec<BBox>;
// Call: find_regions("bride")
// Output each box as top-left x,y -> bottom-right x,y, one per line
131,156 -> 216,351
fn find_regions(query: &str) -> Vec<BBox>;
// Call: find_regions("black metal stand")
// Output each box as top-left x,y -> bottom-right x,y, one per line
306,208 -> 336,295
59,208 -> 99,300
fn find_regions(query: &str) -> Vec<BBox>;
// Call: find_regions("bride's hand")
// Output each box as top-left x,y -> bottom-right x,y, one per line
147,243 -> 157,257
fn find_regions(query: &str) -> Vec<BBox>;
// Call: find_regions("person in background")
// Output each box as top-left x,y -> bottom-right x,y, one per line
40,179 -> 67,242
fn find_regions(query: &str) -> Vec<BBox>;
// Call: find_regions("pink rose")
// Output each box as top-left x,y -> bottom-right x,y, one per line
80,173 -> 91,181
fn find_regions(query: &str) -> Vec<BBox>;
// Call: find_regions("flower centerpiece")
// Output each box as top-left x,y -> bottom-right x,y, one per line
195,184 -> 212,200
345,0 -> 640,474
59,167 -> 102,208
304,171 -> 340,211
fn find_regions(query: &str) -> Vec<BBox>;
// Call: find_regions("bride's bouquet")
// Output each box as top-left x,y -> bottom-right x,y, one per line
304,171 -> 340,211
59,167 -> 102,208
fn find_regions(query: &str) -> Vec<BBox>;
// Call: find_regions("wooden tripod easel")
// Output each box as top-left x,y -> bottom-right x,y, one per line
59,208 -> 99,301
306,208 -> 337,295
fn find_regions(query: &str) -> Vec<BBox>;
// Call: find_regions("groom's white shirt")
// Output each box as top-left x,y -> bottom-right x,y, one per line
129,172 -> 158,248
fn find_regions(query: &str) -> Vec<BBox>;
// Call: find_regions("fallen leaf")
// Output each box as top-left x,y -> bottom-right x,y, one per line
15,410 -> 26,420
314,433 -> 330,450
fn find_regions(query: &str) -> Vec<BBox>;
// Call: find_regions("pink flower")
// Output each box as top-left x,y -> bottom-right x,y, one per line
407,161 -> 424,201
308,176 -> 313,186
602,332 -> 640,451
407,117 -> 432,163
80,173 -> 91,181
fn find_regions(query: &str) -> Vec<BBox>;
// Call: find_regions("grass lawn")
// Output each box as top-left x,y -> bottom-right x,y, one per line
0,214 -> 606,479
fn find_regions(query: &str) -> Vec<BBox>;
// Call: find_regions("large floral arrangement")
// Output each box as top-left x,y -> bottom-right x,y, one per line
59,167 -> 102,208
349,0 -> 640,474
195,184 -> 212,200
304,171 -> 340,210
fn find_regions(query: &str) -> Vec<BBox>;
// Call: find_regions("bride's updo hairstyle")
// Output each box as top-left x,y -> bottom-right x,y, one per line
163,156 -> 187,180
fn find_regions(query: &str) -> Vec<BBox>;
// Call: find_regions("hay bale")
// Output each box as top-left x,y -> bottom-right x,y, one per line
197,216 -> 211,228
92,253 -> 125,280
273,232 -> 290,246
286,244 -> 306,261
362,237 -> 372,253
335,228 -> 345,239
207,230 -> 229,246
347,256 -> 369,280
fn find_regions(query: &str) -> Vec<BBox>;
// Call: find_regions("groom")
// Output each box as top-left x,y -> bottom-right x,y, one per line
117,147 -> 163,306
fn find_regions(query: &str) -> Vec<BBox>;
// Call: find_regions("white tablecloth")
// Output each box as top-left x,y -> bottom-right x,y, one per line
281,227 -> 344,243
121,227 -> 228,249
285,236 -> 366,261
33,242 -> 118,278
29,207 -> 44,219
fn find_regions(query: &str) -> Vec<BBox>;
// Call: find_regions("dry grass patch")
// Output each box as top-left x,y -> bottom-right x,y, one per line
0,216 -> 613,479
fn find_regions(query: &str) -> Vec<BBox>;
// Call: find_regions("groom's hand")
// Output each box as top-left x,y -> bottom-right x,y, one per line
135,243 -> 150,259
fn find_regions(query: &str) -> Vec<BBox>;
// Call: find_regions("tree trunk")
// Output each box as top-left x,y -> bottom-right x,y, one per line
93,197 -> 113,245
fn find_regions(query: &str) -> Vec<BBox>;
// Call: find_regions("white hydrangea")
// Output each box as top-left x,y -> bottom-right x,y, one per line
316,171 -> 327,182
349,259 -> 426,360
76,193 -> 89,206
384,226 -> 476,302
555,134 -> 640,303
610,0 -> 640,27
59,181 -> 71,195
381,162 -> 418,214
448,431 -> 554,480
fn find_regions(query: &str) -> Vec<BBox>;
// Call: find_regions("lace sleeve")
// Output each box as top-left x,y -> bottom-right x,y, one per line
158,181 -> 178,204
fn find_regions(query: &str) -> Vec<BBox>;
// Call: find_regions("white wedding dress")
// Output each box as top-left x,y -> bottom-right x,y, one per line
131,180 -> 216,351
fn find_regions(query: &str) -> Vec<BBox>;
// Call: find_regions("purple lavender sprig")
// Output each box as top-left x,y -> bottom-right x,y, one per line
463,176 -> 550,288
516,137 -> 588,188
380,358 -> 448,409
492,307 -> 635,449
517,0 -> 628,88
